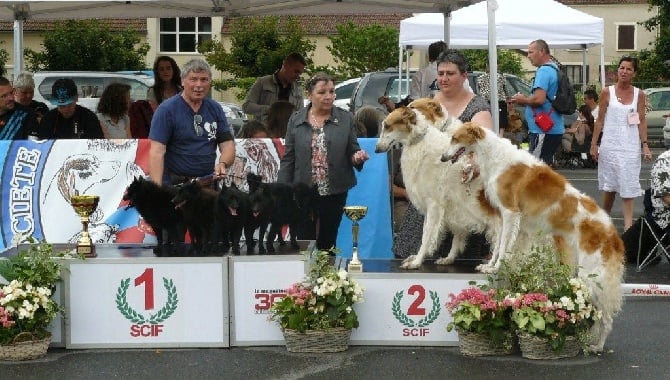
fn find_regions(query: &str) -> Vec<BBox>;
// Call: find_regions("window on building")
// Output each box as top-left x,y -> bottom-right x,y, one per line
616,23 -> 636,51
565,65 -> 589,88
159,17 -> 212,53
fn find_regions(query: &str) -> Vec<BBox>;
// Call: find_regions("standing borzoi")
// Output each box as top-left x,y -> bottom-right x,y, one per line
442,122 -> 625,352
375,98 -> 499,269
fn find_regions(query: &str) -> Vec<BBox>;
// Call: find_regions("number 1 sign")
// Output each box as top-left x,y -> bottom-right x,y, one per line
63,258 -> 228,348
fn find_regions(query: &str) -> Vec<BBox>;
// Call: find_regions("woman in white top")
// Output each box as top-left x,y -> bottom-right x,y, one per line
96,83 -> 132,139
590,56 -> 653,231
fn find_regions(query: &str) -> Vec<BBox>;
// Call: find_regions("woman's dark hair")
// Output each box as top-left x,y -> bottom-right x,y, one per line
306,72 -> 334,93
435,49 -> 469,73
152,55 -> 182,104
266,100 -> 295,138
97,82 -> 131,117
619,56 -> 639,72
579,104 -> 594,128
238,120 -> 270,138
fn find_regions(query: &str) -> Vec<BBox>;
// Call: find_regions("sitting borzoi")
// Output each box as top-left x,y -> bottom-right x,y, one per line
442,122 -> 625,352
375,98 -> 499,269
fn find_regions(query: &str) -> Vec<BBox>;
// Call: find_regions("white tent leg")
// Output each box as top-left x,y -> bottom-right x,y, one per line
487,0 -> 499,134
13,19 -> 24,78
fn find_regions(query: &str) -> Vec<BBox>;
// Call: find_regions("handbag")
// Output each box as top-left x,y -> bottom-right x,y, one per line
533,107 -> 554,132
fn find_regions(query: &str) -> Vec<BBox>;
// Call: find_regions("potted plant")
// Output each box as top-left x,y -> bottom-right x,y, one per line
269,251 -> 364,353
0,237 -> 79,360
446,282 -> 516,356
497,244 -> 601,359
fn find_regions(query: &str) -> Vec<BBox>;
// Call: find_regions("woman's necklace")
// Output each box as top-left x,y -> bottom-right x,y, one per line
309,110 -> 327,128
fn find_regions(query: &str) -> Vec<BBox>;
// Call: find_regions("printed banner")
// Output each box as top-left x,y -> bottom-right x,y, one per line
0,139 -> 393,259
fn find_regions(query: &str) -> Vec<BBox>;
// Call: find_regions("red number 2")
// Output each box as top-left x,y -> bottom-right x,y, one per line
406,284 -> 426,316
134,268 -> 155,310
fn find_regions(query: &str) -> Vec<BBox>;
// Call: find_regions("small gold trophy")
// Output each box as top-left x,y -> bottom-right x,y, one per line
343,206 -> 368,273
70,194 -> 100,258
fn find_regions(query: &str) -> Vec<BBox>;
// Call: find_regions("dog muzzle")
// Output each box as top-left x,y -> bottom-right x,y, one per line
441,147 -> 466,163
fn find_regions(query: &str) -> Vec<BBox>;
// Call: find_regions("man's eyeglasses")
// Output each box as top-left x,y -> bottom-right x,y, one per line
193,114 -> 203,136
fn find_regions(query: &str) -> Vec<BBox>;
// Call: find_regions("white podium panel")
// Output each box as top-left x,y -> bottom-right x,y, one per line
350,273 -> 486,346
64,258 -> 228,348
229,255 -> 306,345
47,281 -> 64,346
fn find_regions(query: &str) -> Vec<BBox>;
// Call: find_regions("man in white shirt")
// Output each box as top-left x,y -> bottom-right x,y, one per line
409,40 -> 447,99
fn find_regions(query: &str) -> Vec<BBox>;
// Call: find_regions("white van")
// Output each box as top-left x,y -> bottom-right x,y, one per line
32,71 -> 154,112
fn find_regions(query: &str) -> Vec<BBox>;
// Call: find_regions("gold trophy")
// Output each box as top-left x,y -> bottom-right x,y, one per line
343,206 -> 368,273
70,194 -> 100,258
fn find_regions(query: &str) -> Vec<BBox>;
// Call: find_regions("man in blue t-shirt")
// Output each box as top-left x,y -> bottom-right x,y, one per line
149,58 -> 235,185
510,39 -> 564,165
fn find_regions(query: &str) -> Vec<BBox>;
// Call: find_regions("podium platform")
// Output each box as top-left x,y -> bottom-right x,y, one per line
2,242 -> 486,348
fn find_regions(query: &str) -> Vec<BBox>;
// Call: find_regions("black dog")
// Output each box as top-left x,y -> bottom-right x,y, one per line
216,182 -> 252,255
171,179 -> 220,255
247,174 -> 273,254
123,176 -> 186,256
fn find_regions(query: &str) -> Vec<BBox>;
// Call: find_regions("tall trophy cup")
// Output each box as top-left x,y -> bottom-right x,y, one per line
343,206 -> 368,273
70,194 -> 100,258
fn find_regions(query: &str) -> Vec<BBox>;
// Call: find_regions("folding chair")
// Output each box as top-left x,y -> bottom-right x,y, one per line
635,188 -> 670,271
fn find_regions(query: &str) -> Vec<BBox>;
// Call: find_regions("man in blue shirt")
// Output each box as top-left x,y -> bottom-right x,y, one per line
149,58 -> 235,185
510,39 -> 564,165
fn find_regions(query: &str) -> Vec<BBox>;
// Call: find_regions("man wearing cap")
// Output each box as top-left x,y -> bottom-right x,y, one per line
38,78 -> 104,139
0,76 -> 39,140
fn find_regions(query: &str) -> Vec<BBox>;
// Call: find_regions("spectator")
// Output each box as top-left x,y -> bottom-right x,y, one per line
38,78 -> 104,139
96,83 -> 132,139
278,72 -> 369,251
477,62 -> 509,135
265,100 -> 295,138
510,39 -> 564,165
147,56 -> 182,111
0,76 -> 39,140
13,72 -> 49,123
149,58 -> 235,186
238,120 -> 270,138
243,52 -> 306,123
590,56 -> 651,231
563,104 -> 593,152
410,40 -> 447,99
583,88 -> 599,121
128,100 -> 154,138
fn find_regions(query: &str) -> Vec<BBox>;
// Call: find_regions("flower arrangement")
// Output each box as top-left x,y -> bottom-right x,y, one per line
445,284 -> 515,350
510,278 -> 601,351
269,251 -> 364,333
0,236 -> 78,347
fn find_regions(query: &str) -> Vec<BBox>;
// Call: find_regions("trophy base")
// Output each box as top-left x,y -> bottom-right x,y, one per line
76,244 -> 97,258
347,261 -> 363,273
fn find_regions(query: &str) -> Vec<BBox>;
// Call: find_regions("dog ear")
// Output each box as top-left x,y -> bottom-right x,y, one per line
400,106 -> 416,126
426,99 -> 444,119
465,122 -> 486,141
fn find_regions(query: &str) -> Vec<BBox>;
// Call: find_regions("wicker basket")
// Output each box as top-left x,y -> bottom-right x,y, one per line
0,333 -> 51,361
518,332 -> 580,360
282,328 -> 351,353
456,328 -> 517,357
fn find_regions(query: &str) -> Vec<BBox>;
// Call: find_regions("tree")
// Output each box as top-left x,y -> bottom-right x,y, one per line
0,41 -> 9,77
25,20 -> 149,72
636,0 -> 670,84
199,16 -> 315,100
461,49 -> 524,76
327,21 -> 399,79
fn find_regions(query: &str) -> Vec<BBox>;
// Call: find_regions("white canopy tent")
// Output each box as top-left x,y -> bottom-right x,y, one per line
0,0 -> 482,73
398,0 -> 605,129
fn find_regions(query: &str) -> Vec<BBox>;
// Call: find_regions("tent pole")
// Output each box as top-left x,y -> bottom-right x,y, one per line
600,45 -> 606,90
582,46 -> 587,92
487,0 -> 499,134
13,19 -> 24,78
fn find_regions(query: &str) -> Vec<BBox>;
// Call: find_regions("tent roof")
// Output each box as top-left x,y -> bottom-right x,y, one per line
0,0 -> 479,20
400,0 -> 604,49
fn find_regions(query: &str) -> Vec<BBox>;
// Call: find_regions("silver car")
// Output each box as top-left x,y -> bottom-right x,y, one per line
644,87 -> 670,147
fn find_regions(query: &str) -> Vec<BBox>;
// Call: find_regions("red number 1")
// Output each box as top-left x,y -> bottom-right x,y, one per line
134,268 -> 155,310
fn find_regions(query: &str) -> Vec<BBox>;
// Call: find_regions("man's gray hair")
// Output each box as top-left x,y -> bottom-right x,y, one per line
181,58 -> 212,80
13,72 -> 35,90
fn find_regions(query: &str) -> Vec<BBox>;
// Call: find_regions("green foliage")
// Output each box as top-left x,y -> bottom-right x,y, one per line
269,251 -> 364,333
636,0 -> 670,83
24,20 -> 149,72
199,16 -> 315,100
326,21 -> 400,79
462,49 -> 524,76
0,41 -> 9,76
0,237 -> 78,289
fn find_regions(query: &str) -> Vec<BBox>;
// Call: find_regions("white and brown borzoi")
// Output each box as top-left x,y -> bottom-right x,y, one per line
442,122 -> 625,352
375,98 -> 499,269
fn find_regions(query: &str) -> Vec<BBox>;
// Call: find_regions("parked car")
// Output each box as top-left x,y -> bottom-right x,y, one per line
644,87 -> 670,147
218,102 -> 248,136
33,71 -> 155,112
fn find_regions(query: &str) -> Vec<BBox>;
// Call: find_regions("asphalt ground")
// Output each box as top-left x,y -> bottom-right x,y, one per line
1,148 -> 669,379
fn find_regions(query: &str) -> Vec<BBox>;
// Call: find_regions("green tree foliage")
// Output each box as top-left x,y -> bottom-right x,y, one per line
327,21 -> 399,79
461,49 -> 524,76
0,41 -> 9,76
24,20 -> 149,72
636,0 -> 670,83
199,16 -> 315,100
